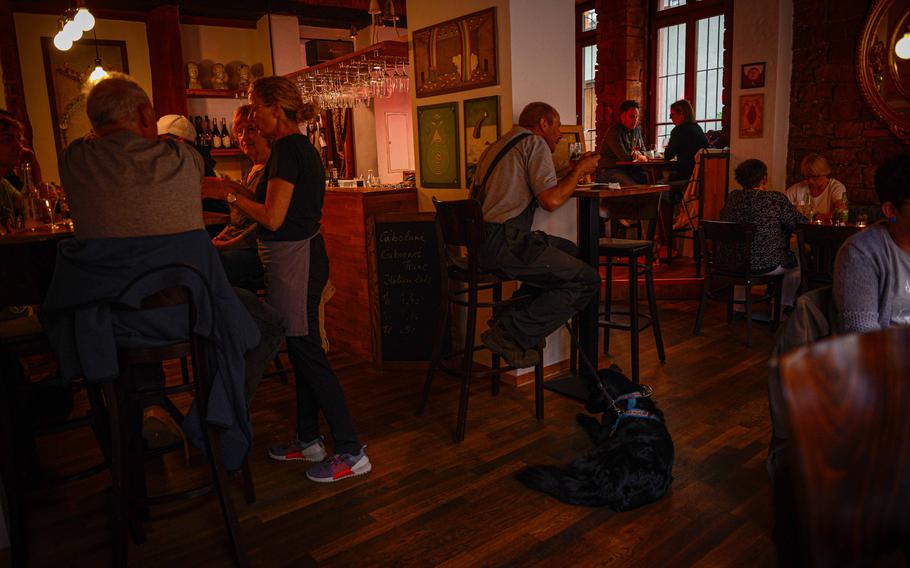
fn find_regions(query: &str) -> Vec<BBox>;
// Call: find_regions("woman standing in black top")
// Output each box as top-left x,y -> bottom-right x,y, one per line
664,99 -> 708,184
203,76 -> 370,483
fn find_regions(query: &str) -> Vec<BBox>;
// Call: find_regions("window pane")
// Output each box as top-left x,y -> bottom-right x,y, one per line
656,23 -> 686,149
659,0 -> 687,10
582,44 -> 598,151
582,9 -> 597,32
694,14 -> 724,135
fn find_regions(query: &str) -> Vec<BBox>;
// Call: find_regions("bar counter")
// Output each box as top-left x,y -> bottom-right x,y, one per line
321,186 -> 419,362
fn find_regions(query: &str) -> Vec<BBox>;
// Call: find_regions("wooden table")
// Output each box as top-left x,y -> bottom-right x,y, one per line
615,160 -> 674,184
543,184 -> 670,400
0,227 -> 72,307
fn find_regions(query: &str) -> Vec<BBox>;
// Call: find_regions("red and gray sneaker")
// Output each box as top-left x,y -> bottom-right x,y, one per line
268,437 -> 327,462
305,446 -> 371,483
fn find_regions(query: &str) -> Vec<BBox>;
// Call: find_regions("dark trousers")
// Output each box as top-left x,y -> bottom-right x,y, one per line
480,221 -> 600,350
285,236 -> 361,456
219,248 -> 264,292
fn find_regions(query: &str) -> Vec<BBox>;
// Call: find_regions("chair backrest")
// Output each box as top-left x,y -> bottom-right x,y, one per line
699,219 -> 756,276
432,197 -> 485,276
796,223 -> 862,293
604,192 -> 663,241
780,326 -> 910,565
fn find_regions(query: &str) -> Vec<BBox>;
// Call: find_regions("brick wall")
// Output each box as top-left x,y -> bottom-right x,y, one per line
0,0 -> 31,144
788,0 -> 905,204
594,0 -> 648,145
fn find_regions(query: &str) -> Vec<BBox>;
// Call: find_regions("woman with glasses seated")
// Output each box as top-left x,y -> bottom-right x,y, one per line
834,155 -> 910,333
785,153 -> 846,215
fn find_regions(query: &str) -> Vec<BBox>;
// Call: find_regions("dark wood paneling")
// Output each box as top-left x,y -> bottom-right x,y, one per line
146,5 -> 187,118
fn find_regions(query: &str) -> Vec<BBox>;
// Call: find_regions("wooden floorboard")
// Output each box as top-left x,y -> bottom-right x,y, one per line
7,299 -> 785,567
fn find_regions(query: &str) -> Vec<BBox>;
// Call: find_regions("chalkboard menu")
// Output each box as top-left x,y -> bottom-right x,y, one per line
368,213 -> 442,363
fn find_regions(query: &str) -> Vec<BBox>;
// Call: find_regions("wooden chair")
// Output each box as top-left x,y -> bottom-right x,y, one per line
105,265 -> 253,568
796,223 -> 861,294
693,220 -> 783,347
598,192 -> 666,383
779,327 -> 910,566
665,148 -> 707,275
418,198 -> 544,443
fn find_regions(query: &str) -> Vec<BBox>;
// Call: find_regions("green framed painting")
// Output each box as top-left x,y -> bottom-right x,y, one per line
417,102 -> 461,188
463,95 -> 499,187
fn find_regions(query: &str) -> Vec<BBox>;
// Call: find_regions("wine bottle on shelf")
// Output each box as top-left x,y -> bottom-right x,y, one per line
194,115 -> 204,147
202,115 -> 213,148
220,118 -> 231,148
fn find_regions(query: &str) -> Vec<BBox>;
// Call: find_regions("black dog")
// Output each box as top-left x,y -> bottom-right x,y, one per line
517,366 -> 674,510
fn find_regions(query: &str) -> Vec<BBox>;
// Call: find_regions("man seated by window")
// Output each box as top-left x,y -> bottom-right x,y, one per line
596,99 -> 648,186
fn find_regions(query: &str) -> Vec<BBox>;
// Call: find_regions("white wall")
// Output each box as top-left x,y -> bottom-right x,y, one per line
269,14 -> 303,75
729,0 -> 793,191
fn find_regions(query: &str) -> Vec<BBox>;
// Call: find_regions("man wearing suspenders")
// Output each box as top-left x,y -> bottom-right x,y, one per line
472,102 -> 601,369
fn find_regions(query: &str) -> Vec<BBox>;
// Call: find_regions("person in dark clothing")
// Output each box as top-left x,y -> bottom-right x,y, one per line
720,159 -> 806,309
596,100 -> 648,185
664,99 -> 708,184
203,76 -> 369,483
475,101 -> 601,369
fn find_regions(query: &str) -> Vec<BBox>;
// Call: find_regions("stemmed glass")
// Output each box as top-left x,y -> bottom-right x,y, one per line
39,182 -> 61,229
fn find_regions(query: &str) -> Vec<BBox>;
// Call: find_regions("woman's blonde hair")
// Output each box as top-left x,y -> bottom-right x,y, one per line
249,76 -> 315,124
800,153 -> 831,178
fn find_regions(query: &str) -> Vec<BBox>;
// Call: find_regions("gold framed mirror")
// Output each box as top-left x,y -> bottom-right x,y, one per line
857,0 -> 910,141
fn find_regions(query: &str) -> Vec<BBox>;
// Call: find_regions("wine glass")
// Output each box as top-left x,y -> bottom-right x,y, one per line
39,182 -> 60,228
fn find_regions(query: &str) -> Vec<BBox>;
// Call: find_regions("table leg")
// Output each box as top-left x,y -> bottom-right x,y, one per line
542,197 -> 600,402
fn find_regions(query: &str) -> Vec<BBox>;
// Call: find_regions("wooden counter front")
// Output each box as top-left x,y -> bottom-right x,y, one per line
321,187 -> 418,362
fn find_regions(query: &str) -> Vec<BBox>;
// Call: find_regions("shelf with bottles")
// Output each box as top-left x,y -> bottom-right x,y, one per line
186,88 -> 245,99
211,148 -> 243,157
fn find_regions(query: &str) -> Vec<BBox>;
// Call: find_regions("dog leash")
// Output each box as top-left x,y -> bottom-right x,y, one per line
563,321 -> 653,417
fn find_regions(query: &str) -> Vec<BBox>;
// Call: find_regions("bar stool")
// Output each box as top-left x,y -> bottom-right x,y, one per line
105,265 -> 253,568
418,198 -> 544,443
599,192 -> 666,384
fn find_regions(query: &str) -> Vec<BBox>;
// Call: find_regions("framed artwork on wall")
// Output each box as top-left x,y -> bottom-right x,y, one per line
741,62 -> 765,89
417,102 -> 461,188
412,8 -> 498,98
41,37 -> 129,155
739,94 -> 764,139
552,124 -> 585,179
463,95 -> 500,187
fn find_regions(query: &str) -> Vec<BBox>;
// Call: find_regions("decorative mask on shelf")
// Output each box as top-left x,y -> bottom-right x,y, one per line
186,62 -> 201,89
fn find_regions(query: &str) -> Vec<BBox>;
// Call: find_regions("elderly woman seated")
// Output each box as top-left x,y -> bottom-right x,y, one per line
834,155 -> 910,333
785,153 -> 846,216
720,159 -> 807,310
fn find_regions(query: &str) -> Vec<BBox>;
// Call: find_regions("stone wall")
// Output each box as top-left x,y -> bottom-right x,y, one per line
788,0 -> 906,204
594,0 -> 647,144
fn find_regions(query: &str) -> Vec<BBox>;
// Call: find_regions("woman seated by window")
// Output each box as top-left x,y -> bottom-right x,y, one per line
785,153 -> 846,215
664,99 -> 708,186
834,155 -> 910,333
720,159 -> 806,310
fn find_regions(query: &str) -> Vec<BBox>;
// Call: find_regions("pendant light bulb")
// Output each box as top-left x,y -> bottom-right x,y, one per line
89,59 -> 108,84
74,8 -> 95,32
63,19 -> 83,42
896,32 -> 910,60
53,32 -> 73,51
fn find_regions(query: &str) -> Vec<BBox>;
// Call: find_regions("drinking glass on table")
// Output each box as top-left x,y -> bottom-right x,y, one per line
568,142 -> 582,162
39,182 -> 61,228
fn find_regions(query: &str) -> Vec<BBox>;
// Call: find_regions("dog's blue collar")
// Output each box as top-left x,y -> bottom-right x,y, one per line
610,386 -> 661,432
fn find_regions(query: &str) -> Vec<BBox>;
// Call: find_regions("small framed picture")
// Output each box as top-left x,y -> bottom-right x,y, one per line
739,94 -> 764,139
741,62 -> 765,89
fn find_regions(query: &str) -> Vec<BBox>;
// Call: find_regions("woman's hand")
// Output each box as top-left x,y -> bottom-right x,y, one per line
201,177 -> 244,200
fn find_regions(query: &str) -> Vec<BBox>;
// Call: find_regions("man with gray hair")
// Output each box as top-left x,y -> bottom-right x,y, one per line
45,74 -> 284,470
60,73 -> 205,239
473,101 -> 601,368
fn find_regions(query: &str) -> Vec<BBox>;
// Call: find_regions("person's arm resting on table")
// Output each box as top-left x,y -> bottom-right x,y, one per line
537,153 -> 600,212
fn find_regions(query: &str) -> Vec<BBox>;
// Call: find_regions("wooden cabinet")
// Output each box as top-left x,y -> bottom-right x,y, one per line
321,187 -> 418,363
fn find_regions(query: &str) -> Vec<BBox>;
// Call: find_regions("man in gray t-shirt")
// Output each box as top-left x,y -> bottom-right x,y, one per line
473,102 -> 600,368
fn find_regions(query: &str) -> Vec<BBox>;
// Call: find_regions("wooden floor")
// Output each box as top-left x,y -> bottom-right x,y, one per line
7,299 -> 781,567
